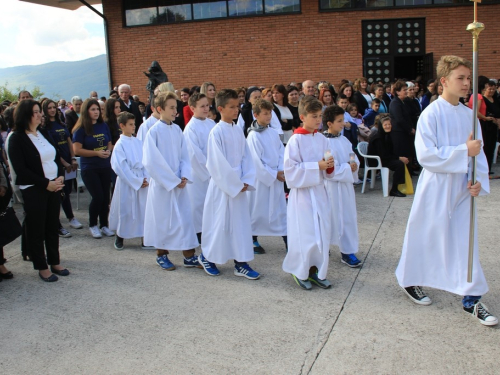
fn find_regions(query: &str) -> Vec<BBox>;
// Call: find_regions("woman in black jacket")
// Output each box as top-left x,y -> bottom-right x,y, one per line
271,84 -> 300,144
8,99 -> 69,282
389,80 -> 416,174
353,77 -> 372,116
368,114 -> 408,197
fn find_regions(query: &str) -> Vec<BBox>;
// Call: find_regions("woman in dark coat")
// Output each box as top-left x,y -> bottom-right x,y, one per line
8,99 -> 69,282
368,113 -> 408,197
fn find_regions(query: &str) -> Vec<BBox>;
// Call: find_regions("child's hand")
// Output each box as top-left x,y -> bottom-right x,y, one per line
177,177 -> 187,189
277,171 -> 286,182
399,157 -> 409,164
141,178 -> 149,188
467,180 -> 481,197
241,183 -> 249,192
467,132 -> 482,157
350,162 -> 358,172
319,158 -> 334,171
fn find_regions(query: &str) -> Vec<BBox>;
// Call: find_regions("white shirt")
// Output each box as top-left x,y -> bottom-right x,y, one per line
20,131 -> 58,189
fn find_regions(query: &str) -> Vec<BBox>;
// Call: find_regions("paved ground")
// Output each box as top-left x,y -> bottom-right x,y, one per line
1,165 -> 499,375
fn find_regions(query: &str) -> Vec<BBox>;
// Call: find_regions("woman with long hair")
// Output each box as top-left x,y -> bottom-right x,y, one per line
72,99 -> 114,239
103,98 -> 122,145
271,84 -> 299,144
200,82 -> 219,123
43,99 -> 82,237
353,77 -> 372,115
8,99 -> 69,281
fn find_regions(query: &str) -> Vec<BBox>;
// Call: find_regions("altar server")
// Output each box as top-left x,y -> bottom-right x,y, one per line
136,95 -> 160,142
283,97 -> 335,290
184,93 -> 216,244
396,55 -> 497,326
246,99 -> 287,253
322,105 -> 361,268
109,112 -> 150,250
199,89 -> 260,280
142,92 -> 201,271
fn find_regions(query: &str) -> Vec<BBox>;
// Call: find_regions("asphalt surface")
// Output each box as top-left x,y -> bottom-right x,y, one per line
1,165 -> 499,375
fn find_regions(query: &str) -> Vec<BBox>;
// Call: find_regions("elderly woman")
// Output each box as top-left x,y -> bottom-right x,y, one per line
404,82 -> 422,129
8,99 -> 69,282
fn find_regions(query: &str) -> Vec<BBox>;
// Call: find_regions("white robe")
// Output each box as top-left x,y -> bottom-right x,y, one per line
236,110 -> 284,135
184,117 -> 216,233
324,135 -> 359,254
246,127 -> 287,236
109,135 -> 148,238
136,115 -> 159,142
396,97 -> 490,296
142,121 -> 199,250
282,133 -> 334,280
201,121 -> 256,264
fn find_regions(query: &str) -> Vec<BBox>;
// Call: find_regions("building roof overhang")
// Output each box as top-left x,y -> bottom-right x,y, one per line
19,0 -> 101,11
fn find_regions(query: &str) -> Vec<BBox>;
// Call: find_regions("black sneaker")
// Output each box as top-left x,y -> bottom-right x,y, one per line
253,241 -> 266,254
463,302 -> 498,326
114,236 -> 124,250
58,228 -> 72,238
402,286 -> 432,305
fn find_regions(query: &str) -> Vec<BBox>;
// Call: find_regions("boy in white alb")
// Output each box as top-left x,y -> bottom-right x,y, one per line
142,92 -> 201,271
184,93 -> 216,244
199,89 -> 260,280
283,97 -> 335,290
322,105 -> 362,268
396,55 -> 497,326
246,99 -> 287,253
109,112 -> 151,250
136,94 -> 160,142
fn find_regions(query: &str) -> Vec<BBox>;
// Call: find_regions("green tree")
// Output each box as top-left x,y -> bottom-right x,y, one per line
0,82 -> 44,102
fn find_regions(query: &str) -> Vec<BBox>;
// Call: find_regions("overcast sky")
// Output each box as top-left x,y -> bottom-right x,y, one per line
1,0 -> 106,69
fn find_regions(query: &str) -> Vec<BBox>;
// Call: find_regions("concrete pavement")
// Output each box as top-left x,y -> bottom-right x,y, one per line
1,166 -> 499,375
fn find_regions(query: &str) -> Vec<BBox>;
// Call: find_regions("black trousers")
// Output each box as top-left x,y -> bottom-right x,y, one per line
60,178 -> 75,220
480,121 -> 498,172
81,168 -> 111,227
383,159 -> 406,191
21,186 -> 61,270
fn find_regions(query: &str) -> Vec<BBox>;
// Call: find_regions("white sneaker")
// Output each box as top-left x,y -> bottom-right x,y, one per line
69,218 -> 83,229
89,225 -> 102,238
353,179 -> 363,186
101,226 -> 115,237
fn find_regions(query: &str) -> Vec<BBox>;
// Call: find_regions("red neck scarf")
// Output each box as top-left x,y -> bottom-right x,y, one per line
294,127 -> 317,135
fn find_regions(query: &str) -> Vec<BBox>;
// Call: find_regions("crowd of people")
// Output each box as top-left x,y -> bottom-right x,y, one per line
0,55 -> 499,326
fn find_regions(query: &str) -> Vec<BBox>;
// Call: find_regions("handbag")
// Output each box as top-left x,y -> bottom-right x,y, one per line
0,206 -> 22,247
398,165 -> 414,195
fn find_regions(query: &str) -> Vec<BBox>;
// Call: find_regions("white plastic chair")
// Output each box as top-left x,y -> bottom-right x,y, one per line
75,157 -> 86,210
357,142 -> 389,197
493,142 -> 500,164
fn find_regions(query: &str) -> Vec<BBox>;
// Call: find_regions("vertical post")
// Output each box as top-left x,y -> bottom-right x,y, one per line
466,0 -> 484,283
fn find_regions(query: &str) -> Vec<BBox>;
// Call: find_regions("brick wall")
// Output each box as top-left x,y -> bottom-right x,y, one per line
103,0 -> 500,101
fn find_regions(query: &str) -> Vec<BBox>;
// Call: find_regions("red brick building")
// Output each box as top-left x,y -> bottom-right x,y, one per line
25,0 -> 500,99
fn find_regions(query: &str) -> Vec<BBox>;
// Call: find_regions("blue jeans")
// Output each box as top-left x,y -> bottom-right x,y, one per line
462,295 -> 481,308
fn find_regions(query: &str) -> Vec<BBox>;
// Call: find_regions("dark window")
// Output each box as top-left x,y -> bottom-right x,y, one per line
123,0 -> 300,26
321,0 -> 497,10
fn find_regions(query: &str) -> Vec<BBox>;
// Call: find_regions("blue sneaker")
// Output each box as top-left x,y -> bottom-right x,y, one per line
234,262 -> 260,280
199,253 -> 220,276
341,253 -> 362,268
156,254 -> 176,271
184,255 -> 203,268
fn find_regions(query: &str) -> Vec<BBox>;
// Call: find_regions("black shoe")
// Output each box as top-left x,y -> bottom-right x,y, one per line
390,189 -> 406,197
0,271 -> 14,279
253,240 -> 266,254
50,267 -> 70,276
464,301 -> 498,326
402,286 -> 432,305
39,272 -> 58,282
114,236 -> 124,250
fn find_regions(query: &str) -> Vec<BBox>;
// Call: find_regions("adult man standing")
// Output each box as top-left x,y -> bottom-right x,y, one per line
89,91 -> 99,100
65,96 -> 83,133
302,80 -> 316,97
58,99 -> 69,121
118,84 -> 143,131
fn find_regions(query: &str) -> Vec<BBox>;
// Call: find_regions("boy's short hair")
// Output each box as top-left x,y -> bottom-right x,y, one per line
336,94 -> 348,103
322,105 -> 344,124
118,111 -> 135,125
298,96 -> 323,116
188,93 -> 207,107
215,89 -> 238,108
252,99 -> 274,115
154,91 -> 177,109
371,98 -> 381,105
436,55 -> 472,80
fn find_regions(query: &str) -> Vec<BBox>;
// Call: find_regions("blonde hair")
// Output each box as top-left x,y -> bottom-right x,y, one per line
200,82 -> 215,95
154,91 -> 178,110
437,55 -> 472,80
158,82 -> 175,94
298,96 -> 323,116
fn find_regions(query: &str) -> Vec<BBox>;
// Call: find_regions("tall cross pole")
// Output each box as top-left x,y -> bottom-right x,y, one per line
466,0 -> 484,283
